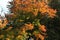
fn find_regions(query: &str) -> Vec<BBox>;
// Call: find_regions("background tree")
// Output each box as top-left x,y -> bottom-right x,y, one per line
0,0 -> 60,40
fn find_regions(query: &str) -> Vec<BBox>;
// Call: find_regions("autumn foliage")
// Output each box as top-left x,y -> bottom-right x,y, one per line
11,0 -> 57,18
0,0 -> 59,40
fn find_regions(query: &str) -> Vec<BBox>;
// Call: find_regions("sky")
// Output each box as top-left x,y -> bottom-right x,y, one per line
0,0 -> 12,17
